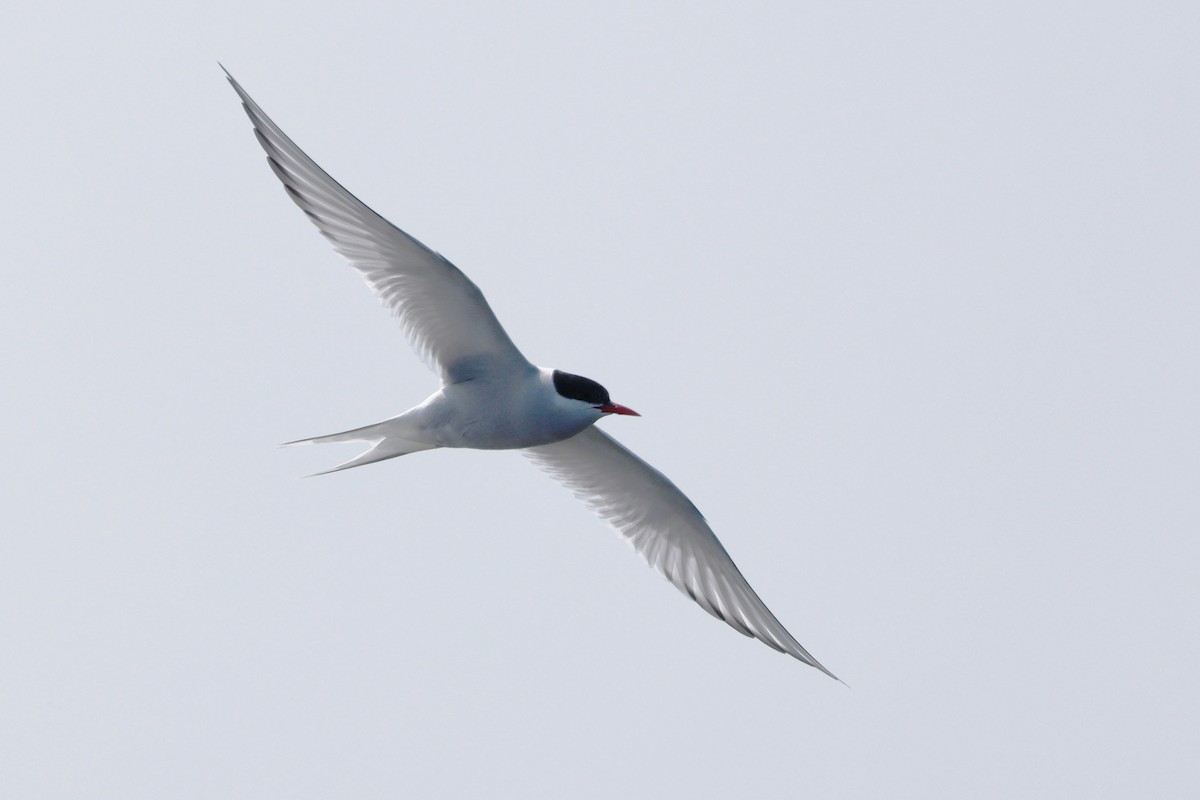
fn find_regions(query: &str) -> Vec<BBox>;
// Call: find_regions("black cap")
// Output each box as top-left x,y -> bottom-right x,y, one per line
552,370 -> 610,406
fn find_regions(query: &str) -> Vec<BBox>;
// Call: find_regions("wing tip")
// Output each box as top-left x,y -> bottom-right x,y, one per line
219,62 -> 242,94
794,651 -> 842,683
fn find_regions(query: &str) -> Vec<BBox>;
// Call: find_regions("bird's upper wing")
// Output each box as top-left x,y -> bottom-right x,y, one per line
525,427 -> 837,678
225,69 -> 531,383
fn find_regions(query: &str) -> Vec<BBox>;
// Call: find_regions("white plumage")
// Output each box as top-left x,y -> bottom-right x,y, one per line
226,68 -> 836,679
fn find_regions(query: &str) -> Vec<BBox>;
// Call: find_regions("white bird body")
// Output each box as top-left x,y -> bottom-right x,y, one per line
299,367 -> 606,467
434,367 -> 607,449
226,67 -> 838,679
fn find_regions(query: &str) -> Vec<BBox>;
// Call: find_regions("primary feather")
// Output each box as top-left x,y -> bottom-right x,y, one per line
527,428 -> 838,679
224,67 -> 530,384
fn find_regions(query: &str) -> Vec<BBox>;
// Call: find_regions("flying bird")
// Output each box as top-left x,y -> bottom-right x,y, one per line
225,68 -> 836,679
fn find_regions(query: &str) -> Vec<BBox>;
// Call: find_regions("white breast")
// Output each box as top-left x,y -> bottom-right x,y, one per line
417,368 -> 601,450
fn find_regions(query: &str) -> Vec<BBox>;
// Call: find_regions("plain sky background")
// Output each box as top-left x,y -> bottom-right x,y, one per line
2,2 -> 1197,797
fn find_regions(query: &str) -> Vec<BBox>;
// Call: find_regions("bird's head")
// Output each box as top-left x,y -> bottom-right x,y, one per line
551,370 -> 640,418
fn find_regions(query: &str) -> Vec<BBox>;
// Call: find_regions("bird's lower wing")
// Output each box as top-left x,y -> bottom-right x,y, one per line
524,427 -> 837,678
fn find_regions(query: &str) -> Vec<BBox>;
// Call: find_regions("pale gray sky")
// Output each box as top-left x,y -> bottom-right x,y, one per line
2,2 -> 1197,797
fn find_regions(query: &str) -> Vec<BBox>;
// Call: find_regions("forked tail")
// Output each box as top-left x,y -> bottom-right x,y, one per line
282,418 -> 438,476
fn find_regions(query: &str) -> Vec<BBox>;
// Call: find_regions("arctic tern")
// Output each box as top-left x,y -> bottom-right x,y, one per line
226,69 -> 836,679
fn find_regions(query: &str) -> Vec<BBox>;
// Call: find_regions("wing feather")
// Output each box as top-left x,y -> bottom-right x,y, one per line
225,69 -> 531,383
526,427 -> 837,678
